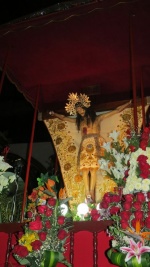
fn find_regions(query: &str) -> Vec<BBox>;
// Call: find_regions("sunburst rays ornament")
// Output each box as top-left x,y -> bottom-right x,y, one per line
65,92 -> 91,115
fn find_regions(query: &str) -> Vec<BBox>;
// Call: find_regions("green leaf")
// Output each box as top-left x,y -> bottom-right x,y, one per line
107,249 -> 127,267
14,255 -> 31,265
127,253 -> 150,267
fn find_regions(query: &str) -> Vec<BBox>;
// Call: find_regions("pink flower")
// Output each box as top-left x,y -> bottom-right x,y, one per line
120,239 -> 150,264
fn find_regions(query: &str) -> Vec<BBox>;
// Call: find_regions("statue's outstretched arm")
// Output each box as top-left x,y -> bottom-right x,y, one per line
97,100 -> 131,121
49,111 -> 75,123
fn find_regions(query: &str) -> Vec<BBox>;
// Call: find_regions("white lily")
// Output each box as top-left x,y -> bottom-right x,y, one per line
120,239 -> 150,263
102,142 -> 111,152
109,130 -> 120,142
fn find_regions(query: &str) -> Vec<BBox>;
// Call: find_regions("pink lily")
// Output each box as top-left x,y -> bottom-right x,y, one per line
120,239 -> 150,263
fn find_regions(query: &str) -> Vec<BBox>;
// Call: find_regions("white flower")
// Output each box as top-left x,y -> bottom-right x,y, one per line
123,236 -> 133,245
112,240 -> 118,247
102,142 -> 111,152
98,158 -> 111,173
109,130 -> 120,142
123,137 -> 128,148
0,156 -> 15,193
8,174 -> 16,183
141,183 -> 150,192
0,156 -> 12,172
0,174 -> 8,187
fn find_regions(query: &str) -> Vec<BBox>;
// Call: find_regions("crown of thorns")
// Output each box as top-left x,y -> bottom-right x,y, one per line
65,93 -> 91,115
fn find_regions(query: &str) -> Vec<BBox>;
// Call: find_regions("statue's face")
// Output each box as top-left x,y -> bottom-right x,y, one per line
76,106 -> 85,117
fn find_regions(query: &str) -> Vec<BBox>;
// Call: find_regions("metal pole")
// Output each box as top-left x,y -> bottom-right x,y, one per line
130,14 -> 138,132
21,87 -> 40,222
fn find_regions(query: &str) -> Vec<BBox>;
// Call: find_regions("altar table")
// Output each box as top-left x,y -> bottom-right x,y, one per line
0,222 -> 117,267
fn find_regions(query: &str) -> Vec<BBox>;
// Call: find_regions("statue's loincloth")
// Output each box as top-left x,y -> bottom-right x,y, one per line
77,134 -> 105,170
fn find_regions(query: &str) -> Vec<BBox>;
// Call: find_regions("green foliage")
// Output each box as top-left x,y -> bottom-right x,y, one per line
37,172 -> 59,187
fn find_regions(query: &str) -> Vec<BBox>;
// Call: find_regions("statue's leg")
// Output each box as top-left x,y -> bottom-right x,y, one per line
81,169 -> 90,199
89,168 -> 98,202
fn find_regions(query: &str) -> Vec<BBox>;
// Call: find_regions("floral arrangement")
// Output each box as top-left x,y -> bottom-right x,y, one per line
13,173 -> 72,267
0,155 -> 16,193
99,126 -> 150,266
98,130 -> 131,187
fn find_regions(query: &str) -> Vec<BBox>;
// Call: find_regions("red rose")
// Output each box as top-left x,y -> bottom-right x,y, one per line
100,201 -> 109,209
143,127 -> 150,134
120,220 -> 129,229
130,218 -> 144,229
147,192 -> 150,199
103,193 -> 112,204
136,192 -> 145,202
120,211 -> 131,220
31,240 -> 42,250
145,216 -> 150,229
38,231 -> 47,241
57,216 -> 65,225
109,206 -> 120,215
124,170 -> 129,177
91,209 -> 99,216
132,201 -> 142,211
123,194 -> 133,202
37,205 -> 47,214
47,198 -> 56,206
57,229 -> 68,240
13,245 -> 29,257
148,202 -> 150,210
17,231 -> 24,239
134,211 -> 144,220
45,220 -> 51,229
129,145 -> 136,152
137,155 -> 148,162
131,218 -> 136,229
126,129 -> 131,137
27,211 -> 33,218
35,215 -> 42,221
111,195 -> 121,202
91,213 -> 100,221
45,208 -> 53,217
29,220 -> 43,231
140,167 -> 150,179
123,201 -> 132,211
139,140 -> 148,150
90,209 -> 100,221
